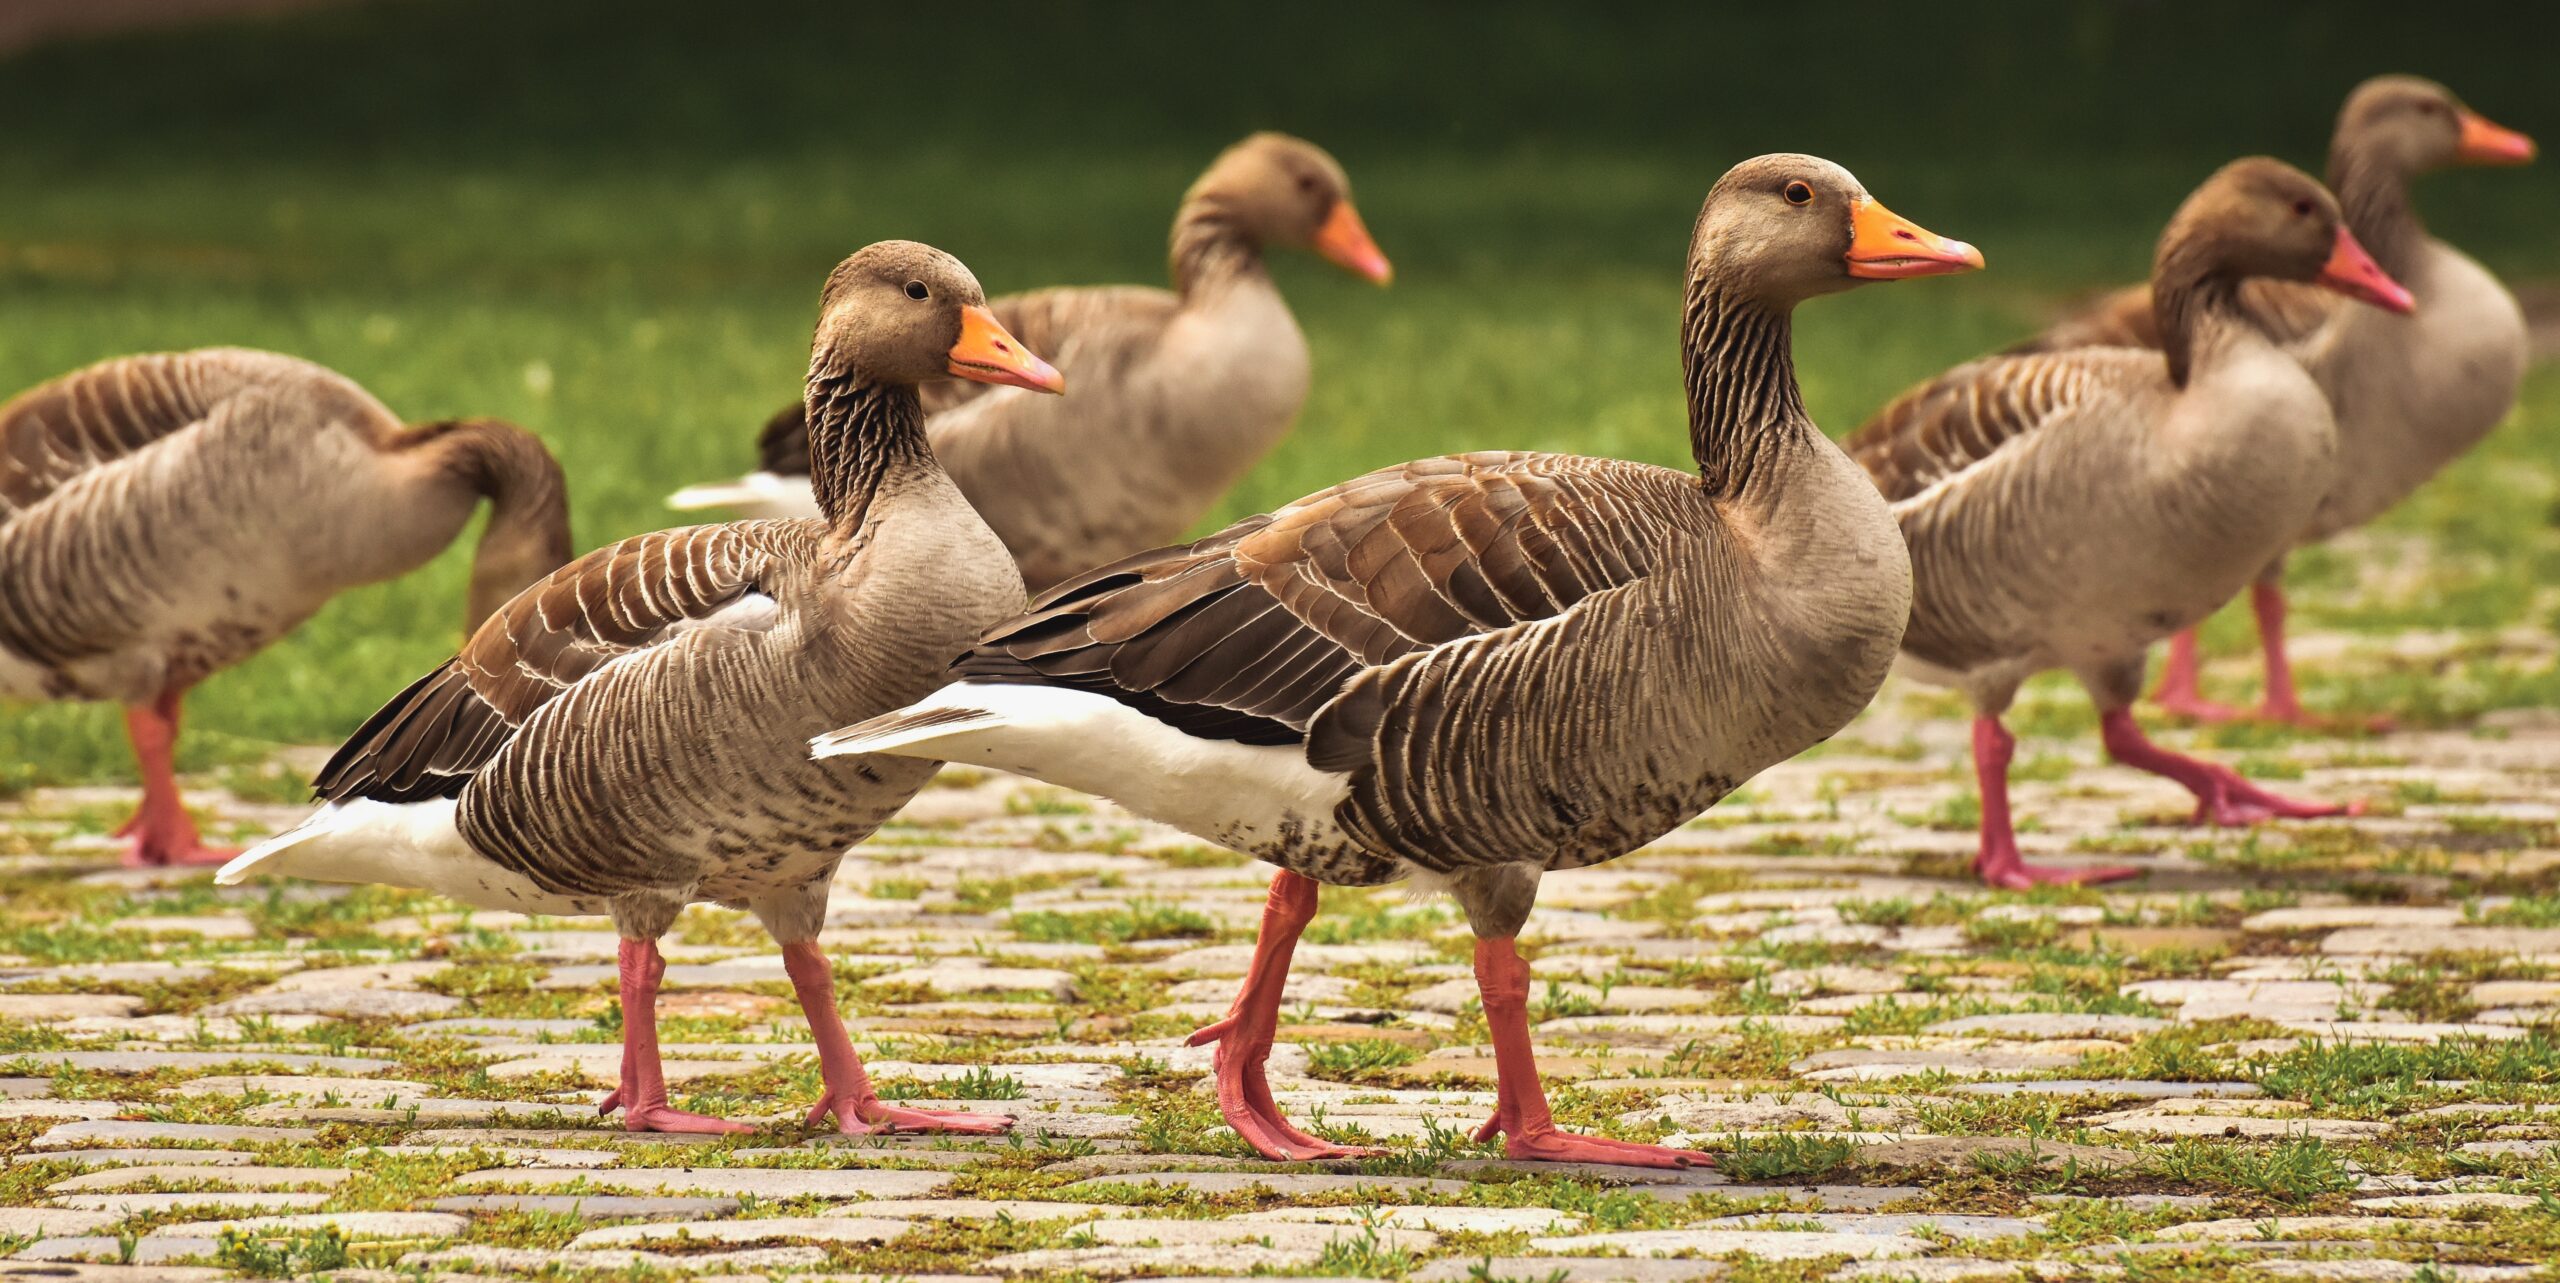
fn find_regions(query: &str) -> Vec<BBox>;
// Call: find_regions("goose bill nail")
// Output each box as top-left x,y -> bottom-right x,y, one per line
947,305 -> 1065,393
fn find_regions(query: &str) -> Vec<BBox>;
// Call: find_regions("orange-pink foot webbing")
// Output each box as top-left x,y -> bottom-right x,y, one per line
1187,870 -> 1379,1161
781,939 -> 1010,1135
1471,936 -> 1714,1168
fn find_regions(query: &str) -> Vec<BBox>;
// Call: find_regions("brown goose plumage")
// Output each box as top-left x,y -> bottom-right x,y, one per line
1845,158 -> 2415,890
224,243 -> 1062,1138
0,348 -> 569,866
667,132 -> 1392,591
2013,77 -> 2534,725
819,155 -> 1979,1168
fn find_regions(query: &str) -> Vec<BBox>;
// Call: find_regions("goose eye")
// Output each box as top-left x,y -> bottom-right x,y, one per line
1295,174 -> 1320,194
904,281 -> 929,301
2291,199 -> 2315,217
1783,181 -> 1814,206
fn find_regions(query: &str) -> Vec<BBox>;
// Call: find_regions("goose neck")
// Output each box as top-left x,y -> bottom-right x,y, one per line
2327,139 -> 2424,280
1170,193 -> 1271,298
803,375 -> 933,535
1681,276 -> 1806,496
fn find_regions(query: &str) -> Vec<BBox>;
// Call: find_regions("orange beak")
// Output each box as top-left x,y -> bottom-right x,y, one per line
2316,226 -> 2416,314
946,305 -> 1064,394
1312,199 -> 1393,285
1845,198 -> 1985,280
2456,110 -> 2537,166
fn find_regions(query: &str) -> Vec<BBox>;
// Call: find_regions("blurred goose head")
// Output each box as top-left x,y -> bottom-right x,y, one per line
1188,132 -> 1392,284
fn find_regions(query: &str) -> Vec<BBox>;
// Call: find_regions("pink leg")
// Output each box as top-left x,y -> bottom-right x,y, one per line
1187,871 -> 1381,1161
2150,629 -> 2248,724
2247,581 -> 2388,732
2099,707 -> 2364,826
600,938 -> 752,1134
1472,937 -> 1713,1168
117,689 -> 236,868
781,940 -> 1010,1135
1970,716 -> 2141,890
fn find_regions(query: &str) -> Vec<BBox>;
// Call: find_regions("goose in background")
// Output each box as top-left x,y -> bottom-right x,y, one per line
0,349 -> 570,866
668,132 -> 1391,592
223,243 -> 1064,1136
1848,159 -> 2413,889
817,156 -> 1978,1166
2019,77 -> 2533,727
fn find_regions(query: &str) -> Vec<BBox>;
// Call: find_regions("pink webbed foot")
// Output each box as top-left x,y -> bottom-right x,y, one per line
622,1103 -> 756,1134
1477,1115 -> 1715,1169
120,837 -> 241,868
2187,764 -> 2366,827
599,1088 -> 755,1134
2249,697 -> 2393,735
1973,857 -> 2145,891
806,1094 -> 1013,1136
2154,691 -> 2252,724
773,938 -> 1011,1138
1968,715 -> 2147,890
2098,708 -> 2363,827
1190,1016 -> 1383,1161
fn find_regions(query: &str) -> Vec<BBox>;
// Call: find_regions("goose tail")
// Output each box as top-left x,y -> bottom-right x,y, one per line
665,471 -> 820,519
813,702 -> 1003,762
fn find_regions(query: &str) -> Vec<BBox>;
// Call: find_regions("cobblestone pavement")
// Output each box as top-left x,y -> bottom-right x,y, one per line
2,635 -> 2559,1281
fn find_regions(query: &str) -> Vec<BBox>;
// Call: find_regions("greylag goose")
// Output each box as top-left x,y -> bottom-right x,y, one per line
0,349 -> 570,866
221,242 -> 1064,1135
1846,158 -> 2414,890
2021,77 -> 2533,727
667,132 -> 1391,592
815,156 -> 1978,1166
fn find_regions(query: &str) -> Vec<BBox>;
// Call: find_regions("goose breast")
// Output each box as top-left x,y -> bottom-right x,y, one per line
1879,343 -> 2336,684
2302,243 -> 2526,541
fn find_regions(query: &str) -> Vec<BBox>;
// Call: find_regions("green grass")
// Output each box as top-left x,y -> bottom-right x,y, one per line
4,0 -> 2558,780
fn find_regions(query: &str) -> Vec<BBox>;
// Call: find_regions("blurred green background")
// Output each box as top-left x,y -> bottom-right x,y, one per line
4,0 -> 2556,782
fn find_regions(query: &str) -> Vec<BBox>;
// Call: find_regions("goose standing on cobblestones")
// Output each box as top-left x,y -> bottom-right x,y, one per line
668,133 -> 1392,592
1846,159 -> 2413,889
0,349 -> 570,867
224,243 -> 1063,1136
817,156 -> 1977,1167
2019,77 -> 2534,726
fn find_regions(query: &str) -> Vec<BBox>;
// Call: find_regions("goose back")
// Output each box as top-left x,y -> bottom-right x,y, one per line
949,440 -> 1901,881
1860,324 -> 2336,707
0,349 -> 551,703
313,495 -> 1020,908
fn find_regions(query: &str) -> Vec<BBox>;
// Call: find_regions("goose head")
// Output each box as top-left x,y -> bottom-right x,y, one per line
2166,158 -> 2416,314
1193,132 -> 1393,284
2336,75 -> 2534,175
1689,154 -> 1982,305
813,241 -> 1064,394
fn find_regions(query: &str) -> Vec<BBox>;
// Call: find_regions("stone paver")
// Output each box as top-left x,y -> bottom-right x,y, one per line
2,604 -> 2557,1281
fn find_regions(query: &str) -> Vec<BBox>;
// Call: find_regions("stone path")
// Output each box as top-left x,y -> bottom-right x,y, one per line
2,639 -> 2559,1280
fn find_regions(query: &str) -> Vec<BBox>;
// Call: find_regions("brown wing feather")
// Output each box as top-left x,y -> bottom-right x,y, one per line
1844,351 -> 2162,504
0,349 -> 382,515
314,523 -> 795,804
953,452 -> 1667,748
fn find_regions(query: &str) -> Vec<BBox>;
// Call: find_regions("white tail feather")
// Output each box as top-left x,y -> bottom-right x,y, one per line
812,705 -> 1000,761
664,472 -> 820,519
216,799 -> 595,915
814,682 -> 1354,865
